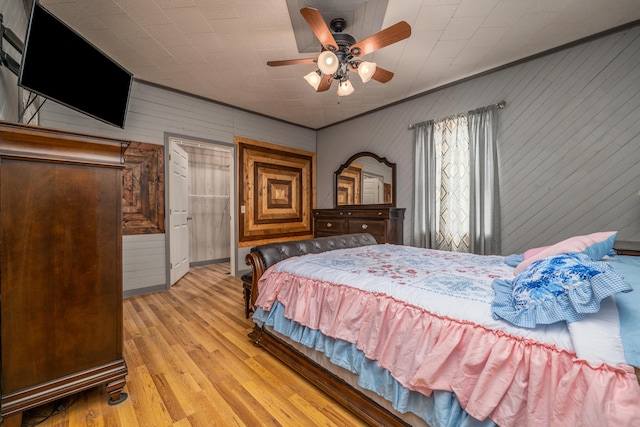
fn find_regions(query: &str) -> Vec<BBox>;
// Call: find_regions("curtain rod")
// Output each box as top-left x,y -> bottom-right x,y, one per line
408,100 -> 506,130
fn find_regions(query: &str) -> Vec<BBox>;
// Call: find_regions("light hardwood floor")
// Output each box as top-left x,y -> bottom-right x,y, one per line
20,263 -> 366,427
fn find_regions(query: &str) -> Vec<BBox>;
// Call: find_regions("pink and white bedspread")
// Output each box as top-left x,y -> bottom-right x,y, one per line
254,244 -> 640,427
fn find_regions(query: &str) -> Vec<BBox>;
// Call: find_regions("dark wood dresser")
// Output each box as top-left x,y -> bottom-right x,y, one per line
313,207 -> 405,244
0,122 -> 129,427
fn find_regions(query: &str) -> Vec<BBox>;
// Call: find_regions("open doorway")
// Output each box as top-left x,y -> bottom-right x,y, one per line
167,134 -> 235,285
362,172 -> 384,204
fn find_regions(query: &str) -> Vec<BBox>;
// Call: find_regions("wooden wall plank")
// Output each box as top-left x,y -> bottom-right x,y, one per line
317,26 -> 640,254
35,82 -> 315,293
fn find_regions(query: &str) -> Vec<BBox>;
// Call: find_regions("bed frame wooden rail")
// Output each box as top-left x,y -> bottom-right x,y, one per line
245,233 -> 413,427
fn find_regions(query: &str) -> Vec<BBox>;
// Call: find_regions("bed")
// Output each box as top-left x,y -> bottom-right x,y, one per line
245,232 -> 640,427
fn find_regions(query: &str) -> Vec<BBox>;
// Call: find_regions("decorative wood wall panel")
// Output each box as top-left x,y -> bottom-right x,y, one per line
337,164 -> 362,206
384,183 -> 392,204
236,136 -> 315,246
122,142 -> 165,235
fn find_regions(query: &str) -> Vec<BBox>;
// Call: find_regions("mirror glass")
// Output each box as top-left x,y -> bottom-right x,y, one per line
334,152 -> 396,207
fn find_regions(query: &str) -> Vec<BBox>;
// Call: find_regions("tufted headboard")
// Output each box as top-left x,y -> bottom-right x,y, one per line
245,233 -> 378,310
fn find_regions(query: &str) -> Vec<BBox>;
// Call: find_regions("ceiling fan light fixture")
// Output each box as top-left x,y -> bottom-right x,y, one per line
269,8 -> 410,99
318,51 -> 339,74
337,80 -> 354,97
304,70 -> 322,90
358,61 -> 377,83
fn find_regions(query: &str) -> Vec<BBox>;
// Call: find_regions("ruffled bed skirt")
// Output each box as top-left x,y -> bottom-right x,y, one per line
256,271 -> 640,427
254,303 -> 495,427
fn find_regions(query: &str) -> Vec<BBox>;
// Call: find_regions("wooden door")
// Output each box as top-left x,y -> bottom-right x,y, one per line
363,176 -> 383,204
170,141 -> 190,284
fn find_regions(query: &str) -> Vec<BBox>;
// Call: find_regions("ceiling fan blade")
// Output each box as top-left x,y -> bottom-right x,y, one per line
267,58 -> 317,66
347,62 -> 393,83
371,67 -> 394,83
300,7 -> 338,51
350,21 -> 411,57
317,74 -> 332,92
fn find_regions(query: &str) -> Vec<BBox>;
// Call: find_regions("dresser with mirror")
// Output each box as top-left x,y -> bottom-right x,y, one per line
313,152 -> 404,244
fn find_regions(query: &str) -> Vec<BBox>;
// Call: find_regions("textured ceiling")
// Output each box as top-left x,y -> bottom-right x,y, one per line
32,0 -> 640,129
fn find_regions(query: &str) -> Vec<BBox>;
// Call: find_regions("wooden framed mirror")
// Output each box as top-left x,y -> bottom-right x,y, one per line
334,152 -> 396,207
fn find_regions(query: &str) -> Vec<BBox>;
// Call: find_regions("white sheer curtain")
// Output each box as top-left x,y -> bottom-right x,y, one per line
434,114 -> 470,252
468,106 -> 501,255
412,106 -> 501,254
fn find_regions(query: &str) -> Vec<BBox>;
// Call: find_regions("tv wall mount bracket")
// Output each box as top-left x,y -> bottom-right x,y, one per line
0,14 -> 23,76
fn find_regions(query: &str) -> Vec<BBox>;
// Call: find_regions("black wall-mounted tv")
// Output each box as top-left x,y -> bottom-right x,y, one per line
19,1 -> 133,128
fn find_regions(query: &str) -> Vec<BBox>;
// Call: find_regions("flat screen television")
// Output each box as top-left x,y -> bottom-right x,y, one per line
19,1 -> 133,128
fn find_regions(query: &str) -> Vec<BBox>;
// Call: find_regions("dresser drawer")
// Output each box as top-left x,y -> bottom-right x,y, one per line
315,218 -> 347,233
312,207 -> 405,244
348,219 -> 386,235
343,209 -> 390,219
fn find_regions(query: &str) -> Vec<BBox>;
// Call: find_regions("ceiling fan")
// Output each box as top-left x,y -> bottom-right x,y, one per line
267,7 -> 411,96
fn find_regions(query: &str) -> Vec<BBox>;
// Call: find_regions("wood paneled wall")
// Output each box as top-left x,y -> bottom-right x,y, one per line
316,25 -> 640,255
0,0 -> 27,124
3,0 -> 637,289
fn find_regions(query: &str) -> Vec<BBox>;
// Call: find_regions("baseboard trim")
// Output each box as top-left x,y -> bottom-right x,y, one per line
189,258 -> 230,267
123,284 -> 167,298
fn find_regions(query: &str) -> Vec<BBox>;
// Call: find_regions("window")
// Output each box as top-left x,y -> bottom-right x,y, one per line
433,114 -> 471,252
412,105 -> 501,255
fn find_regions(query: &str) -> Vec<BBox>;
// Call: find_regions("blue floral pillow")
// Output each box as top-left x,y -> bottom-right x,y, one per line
492,252 -> 632,328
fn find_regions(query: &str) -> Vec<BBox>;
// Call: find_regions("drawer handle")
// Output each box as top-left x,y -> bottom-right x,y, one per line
347,212 -> 353,216
327,223 -> 332,228
377,212 -> 383,216
361,224 -> 368,230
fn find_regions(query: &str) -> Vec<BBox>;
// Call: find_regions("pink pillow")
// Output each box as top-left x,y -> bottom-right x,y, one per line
522,245 -> 549,260
514,231 -> 617,275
